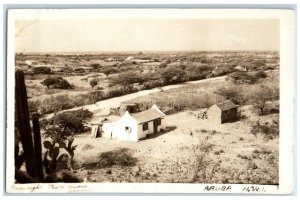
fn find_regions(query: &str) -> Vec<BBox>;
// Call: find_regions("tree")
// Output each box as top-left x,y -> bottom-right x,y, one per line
41,109 -> 93,171
159,66 -> 186,84
247,85 -> 275,115
214,86 -> 245,104
111,71 -> 143,91
89,79 -> 98,89
41,109 -> 93,135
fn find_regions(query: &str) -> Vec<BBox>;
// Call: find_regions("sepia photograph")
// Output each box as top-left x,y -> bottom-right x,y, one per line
6,9 -> 295,194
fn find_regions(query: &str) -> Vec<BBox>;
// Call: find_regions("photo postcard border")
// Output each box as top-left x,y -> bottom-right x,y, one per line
7,7 -> 295,194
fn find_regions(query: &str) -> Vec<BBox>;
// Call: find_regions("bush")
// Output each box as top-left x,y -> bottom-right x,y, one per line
41,77 -> 73,89
159,63 -> 168,68
28,100 -> 40,115
89,79 -> 98,89
250,120 -> 279,139
32,66 -> 52,74
214,86 -> 246,105
74,68 -> 85,73
228,72 -> 257,84
142,80 -> 165,89
107,87 -> 127,98
41,109 -> 93,134
100,67 -> 121,75
91,63 -> 102,69
38,95 -> 76,114
111,71 -> 143,86
159,66 -> 187,84
88,90 -> 106,103
98,148 -> 137,168
254,70 -> 267,79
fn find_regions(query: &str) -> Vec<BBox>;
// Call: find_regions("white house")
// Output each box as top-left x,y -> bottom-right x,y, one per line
95,104 -> 166,142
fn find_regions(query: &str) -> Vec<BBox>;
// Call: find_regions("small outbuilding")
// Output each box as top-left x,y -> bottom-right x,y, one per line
207,100 -> 239,124
119,102 -> 140,115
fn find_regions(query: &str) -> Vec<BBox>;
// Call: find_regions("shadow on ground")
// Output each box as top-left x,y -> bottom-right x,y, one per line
140,126 -> 177,141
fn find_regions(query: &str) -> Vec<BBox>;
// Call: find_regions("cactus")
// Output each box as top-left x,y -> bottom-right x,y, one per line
43,140 -> 59,173
64,137 -> 77,169
32,114 -> 43,180
15,69 -> 38,179
15,69 -> 81,183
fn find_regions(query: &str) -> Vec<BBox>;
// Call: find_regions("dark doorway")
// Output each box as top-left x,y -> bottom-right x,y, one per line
153,119 -> 158,133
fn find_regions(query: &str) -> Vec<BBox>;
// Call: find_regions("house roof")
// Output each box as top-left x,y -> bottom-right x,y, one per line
131,108 -> 165,124
216,100 -> 238,111
89,115 -> 120,125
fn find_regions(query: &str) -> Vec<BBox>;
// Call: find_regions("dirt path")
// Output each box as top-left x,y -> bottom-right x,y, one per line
43,75 -> 227,119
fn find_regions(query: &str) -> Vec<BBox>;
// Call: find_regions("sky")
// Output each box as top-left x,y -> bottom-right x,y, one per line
15,19 -> 279,52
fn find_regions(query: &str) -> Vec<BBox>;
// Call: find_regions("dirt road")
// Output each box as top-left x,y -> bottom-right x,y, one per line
44,75 -> 226,119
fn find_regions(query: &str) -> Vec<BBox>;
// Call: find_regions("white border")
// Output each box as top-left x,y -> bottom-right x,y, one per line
6,8 -> 295,194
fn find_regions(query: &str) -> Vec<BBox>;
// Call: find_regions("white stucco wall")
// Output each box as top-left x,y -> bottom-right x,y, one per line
116,112 -> 139,141
102,122 -> 118,138
100,108 -> 166,142
207,105 -> 222,124
137,118 -> 166,140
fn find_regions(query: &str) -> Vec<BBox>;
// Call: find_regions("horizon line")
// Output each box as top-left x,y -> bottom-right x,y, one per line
16,50 -> 279,54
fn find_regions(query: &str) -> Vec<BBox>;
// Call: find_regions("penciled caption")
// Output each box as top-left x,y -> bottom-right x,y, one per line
9,184 -> 272,193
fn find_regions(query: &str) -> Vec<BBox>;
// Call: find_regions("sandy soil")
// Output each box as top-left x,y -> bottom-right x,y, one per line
72,109 -> 279,184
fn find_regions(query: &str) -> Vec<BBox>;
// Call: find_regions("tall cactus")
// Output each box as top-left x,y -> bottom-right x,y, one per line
15,69 -> 81,183
15,69 -> 38,179
32,114 -> 43,180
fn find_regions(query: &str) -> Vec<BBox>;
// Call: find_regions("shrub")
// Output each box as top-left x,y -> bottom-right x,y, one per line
250,120 -> 279,139
159,66 -> 186,84
214,86 -> 246,105
228,71 -> 257,84
213,66 -> 235,76
74,68 -> 85,73
254,70 -> 267,78
73,94 -> 92,106
98,148 -> 137,168
42,109 -> 93,134
41,77 -> 73,89
91,63 -> 102,69
38,95 -> 76,114
107,87 -> 127,98
89,79 -> 98,89
32,66 -> 52,74
88,90 -> 106,103
111,71 -> 143,86
159,63 -> 168,68
28,99 -> 40,115
142,80 -> 165,89
100,67 -> 121,75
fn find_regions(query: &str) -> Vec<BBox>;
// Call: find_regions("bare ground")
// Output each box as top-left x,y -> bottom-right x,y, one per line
72,108 -> 279,184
